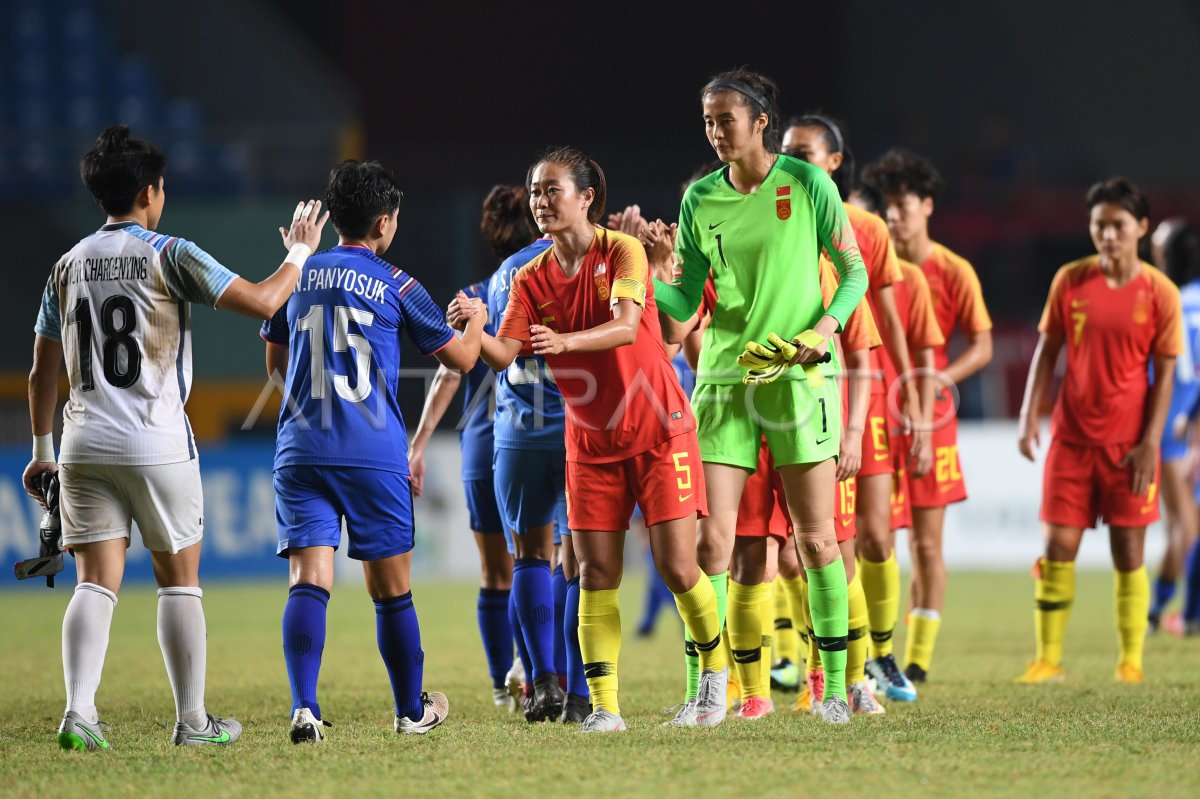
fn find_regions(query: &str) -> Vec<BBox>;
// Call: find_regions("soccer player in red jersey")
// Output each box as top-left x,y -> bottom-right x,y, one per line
847,183 -> 944,699
453,147 -> 727,733
861,150 -> 993,686
1017,178 -> 1182,684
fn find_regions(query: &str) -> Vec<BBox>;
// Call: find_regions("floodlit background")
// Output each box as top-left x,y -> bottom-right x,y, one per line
1,0 -> 1198,580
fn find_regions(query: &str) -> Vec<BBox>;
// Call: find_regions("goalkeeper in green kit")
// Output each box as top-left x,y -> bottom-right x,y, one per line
656,68 -> 868,724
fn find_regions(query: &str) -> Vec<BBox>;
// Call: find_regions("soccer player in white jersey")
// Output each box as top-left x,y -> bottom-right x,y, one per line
22,125 -> 327,751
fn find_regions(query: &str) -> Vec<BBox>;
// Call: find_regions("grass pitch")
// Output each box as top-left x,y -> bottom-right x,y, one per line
1,571 -> 1198,799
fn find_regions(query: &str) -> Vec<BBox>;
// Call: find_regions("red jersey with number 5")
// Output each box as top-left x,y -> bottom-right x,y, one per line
498,227 -> 695,463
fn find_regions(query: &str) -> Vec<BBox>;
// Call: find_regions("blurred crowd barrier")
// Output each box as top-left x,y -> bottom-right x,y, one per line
0,422 -> 1170,586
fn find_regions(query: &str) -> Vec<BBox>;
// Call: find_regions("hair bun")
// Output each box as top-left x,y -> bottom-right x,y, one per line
95,124 -> 131,153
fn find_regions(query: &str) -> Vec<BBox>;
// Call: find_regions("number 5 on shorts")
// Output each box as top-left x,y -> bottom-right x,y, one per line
671,452 -> 693,491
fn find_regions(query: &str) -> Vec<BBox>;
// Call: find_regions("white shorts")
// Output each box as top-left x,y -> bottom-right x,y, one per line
59,460 -> 204,554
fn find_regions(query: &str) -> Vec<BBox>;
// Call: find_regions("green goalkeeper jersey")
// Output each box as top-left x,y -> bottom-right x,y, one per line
656,154 -> 868,385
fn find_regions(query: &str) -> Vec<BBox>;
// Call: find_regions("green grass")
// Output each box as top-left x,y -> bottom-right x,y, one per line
1,571 -> 1198,799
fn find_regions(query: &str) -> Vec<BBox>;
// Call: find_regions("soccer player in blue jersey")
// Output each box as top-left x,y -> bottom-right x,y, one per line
410,186 -> 536,713
25,125 -> 326,751
262,160 -> 487,742
1151,220 -> 1200,634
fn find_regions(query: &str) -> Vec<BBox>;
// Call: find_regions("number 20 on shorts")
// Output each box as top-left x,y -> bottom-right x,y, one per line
935,445 -> 961,484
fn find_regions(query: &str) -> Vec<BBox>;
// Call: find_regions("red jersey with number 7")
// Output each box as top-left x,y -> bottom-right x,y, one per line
498,227 -> 695,463
1038,256 -> 1182,446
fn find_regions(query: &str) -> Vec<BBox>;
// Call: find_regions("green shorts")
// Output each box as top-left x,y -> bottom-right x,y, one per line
692,378 -> 841,470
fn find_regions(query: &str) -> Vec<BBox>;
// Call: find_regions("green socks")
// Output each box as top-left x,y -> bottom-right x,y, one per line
806,559 -> 849,701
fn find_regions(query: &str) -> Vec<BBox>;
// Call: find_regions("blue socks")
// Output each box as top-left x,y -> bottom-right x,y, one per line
283,583 -> 329,719
512,558 -> 555,680
509,590 -> 532,684
477,588 -> 513,689
1151,575 -> 1177,619
1186,538 -> 1200,624
552,564 -> 568,679
374,592 -> 424,722
564,576 -> 588,697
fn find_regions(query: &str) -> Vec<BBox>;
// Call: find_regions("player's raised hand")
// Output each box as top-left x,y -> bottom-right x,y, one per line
1118,441 -> 1158,497
608,204 -> 648,238
279,199 -> 330,253
1017,414 -> 1041,462
642,220 -> 677,281
530,324 -> 566,355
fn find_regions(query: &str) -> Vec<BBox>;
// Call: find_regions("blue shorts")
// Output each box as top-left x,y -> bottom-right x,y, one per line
494,448 -> 568,552
464,476 -> 504,533
274,465 -> 414,561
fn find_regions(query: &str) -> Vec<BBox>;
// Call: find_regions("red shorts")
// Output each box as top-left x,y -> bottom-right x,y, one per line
565,433 -> 707,531
908,391 -> 967,508
1041,439 -> 1161,529
736,441 -> 790,543
858,393 -> 894,478
889,435 -> 912,530
836,476 -> 858,542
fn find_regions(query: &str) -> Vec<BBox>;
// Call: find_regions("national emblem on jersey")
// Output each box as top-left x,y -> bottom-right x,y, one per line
1133,289 -> 1150,325
593,260 -> 609,301
776,185 -> 791,221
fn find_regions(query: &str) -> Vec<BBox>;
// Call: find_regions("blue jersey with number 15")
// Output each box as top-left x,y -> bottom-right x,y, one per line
261,245 -> 454,473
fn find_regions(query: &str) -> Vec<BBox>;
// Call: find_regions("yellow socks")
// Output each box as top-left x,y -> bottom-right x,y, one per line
904,608 -> 941,672
1114,566 -> 1149,671
759,579 -> 776,691
860,552 -> 900,659
727,579 -> 767,698
846,572 -> 869,685
773,578 -> 799,664
579,588 -> 621,715
1035,558 -> 1075,667
673,574 -> 726,673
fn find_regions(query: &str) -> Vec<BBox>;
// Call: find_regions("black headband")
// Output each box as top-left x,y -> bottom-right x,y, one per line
801,114 -> 845,154
705,79 -> 770,114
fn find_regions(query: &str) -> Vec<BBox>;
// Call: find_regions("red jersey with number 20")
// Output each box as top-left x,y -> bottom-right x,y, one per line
498,227 -> 695,464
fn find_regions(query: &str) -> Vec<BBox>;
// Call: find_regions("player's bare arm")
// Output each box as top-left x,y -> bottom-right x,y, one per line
941,328 -> 993,386
22,334 -> 63,503
910,344 -> 937,476
1017,332 -> 1064,462
216,200 -> 330,320
407,365 -> 463,497
1121,354 -> 1175,495
435,294 -> 487,372
531,298 -> 642,356
839,344 -> 871,482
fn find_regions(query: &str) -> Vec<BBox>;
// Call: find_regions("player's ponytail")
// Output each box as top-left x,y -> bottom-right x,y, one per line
80,124 -> 166,215
527,146 -> 607,224
703,68 -> 782,153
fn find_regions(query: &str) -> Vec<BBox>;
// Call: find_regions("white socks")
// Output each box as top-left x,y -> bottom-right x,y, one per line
157,586 -> 208,729
63,582 -> 117,724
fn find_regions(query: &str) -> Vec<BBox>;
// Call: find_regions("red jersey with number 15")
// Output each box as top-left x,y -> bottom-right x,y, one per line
1039,256 -> 1182,446
498,227 -> 695,464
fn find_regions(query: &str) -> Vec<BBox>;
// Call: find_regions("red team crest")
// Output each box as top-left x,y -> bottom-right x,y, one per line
776,185 -> 791,220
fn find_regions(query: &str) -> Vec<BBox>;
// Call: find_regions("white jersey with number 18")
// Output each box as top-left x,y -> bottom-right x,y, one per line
35,221 -> 237,465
